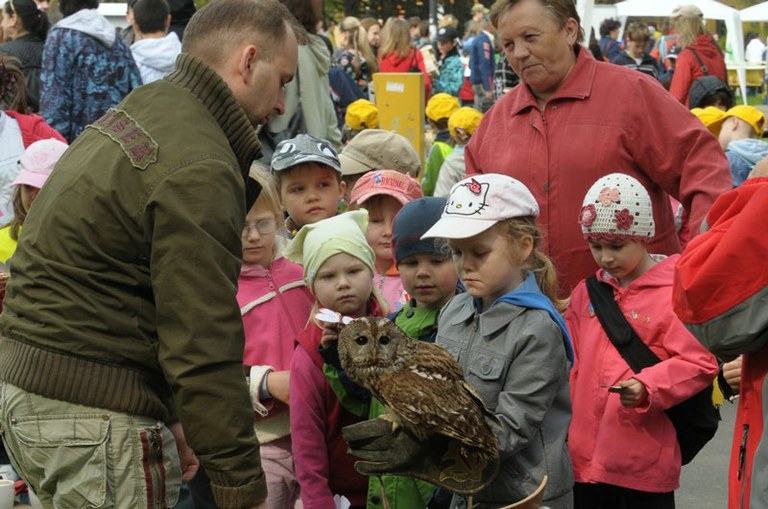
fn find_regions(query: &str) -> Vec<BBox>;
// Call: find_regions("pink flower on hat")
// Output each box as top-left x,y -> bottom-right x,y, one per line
467,178 -> 483,195
598,186 -> 620,207
578,204 -> 596,227
614,208 -> 634,230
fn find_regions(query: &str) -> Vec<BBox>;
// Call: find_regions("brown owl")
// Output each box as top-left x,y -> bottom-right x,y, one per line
337,316 -> 498,463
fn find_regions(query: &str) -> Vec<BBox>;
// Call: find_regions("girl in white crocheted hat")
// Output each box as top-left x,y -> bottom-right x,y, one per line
567,173 -> 718,509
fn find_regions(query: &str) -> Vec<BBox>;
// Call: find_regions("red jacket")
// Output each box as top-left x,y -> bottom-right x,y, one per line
289,297 -> 384,509
567,255 -> 718,493
4,110 -> 65,147
674,177 -> 768,509
669,35 -> 727,106
465,47 -> 732,294
378,48 -> 431,98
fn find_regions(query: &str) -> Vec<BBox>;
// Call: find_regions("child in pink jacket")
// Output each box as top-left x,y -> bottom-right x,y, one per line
566,173 -> 718,509
241,166 -> 314,508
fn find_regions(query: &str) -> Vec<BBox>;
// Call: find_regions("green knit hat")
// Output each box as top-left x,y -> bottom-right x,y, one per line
284,210 -> 375,289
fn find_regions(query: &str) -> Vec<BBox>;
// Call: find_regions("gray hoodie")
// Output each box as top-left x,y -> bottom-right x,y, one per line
267,33 -> 341,150
131,32 -> 182,84
726,138 -> 768,187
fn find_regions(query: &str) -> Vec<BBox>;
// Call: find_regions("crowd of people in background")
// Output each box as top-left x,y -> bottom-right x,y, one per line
1,0 -> 768,509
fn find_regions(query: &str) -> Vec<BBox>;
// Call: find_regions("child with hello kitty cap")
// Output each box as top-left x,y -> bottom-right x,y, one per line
423,173 -> 575,508
566,172 -> 718,509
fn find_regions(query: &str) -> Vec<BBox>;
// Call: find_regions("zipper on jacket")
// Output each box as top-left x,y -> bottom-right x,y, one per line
738,424 -> 749,482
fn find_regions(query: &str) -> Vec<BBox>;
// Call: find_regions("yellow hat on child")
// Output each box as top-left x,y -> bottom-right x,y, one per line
425,93 -> 460,123
345,99 -> 379,131
690,107 -> 727,136
448,107 -> 483,139
723,105 -> 766,137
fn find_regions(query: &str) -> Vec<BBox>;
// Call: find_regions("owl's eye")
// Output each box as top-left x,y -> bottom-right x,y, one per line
355,336 -> 368,346
379,335 -> 390,345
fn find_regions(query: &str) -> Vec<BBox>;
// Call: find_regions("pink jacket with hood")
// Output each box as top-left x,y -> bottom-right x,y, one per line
238,254 -> 314,440
566,254 -> 718,492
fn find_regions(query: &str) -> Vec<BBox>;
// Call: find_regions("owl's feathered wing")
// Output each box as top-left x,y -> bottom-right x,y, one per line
366,341 -> 498,460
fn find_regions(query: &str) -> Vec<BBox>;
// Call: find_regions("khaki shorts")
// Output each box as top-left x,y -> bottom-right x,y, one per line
0,382 -> 181,508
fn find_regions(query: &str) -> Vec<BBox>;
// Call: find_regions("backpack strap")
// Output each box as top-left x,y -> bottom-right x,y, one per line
585,276 -> 661,373
686,47 -> 709,76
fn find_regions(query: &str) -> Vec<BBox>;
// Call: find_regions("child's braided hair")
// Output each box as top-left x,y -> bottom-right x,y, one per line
0,56 -> 28,114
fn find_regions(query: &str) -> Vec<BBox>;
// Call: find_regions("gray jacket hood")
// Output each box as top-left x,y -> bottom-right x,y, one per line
55,9 -> 116,47
305,33 -> 331,75
727,138 -> 768,165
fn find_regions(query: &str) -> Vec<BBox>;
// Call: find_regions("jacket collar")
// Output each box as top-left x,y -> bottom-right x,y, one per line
448,285 -> 530,336
506,46 -> 595,116
165,53 -> 261,176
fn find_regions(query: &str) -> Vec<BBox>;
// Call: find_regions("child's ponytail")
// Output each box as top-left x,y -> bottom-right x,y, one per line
0,56 -> 28,114
500,217 -> 568,314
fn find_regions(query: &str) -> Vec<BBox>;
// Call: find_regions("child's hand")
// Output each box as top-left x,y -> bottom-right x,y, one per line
723,356 -> 742,393
615,378 -> 649,408
267,370 -> 290,404
321,323 -> 340,348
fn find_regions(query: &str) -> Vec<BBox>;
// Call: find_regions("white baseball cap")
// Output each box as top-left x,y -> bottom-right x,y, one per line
422,174 -> 539,239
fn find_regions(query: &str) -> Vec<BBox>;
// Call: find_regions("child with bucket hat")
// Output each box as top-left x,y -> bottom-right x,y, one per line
715,105 -> 768,187
434,106 -> 483,198
567,173 -> 718,508
284,210 -> 387,509
338,129 -> 422,210
422,93 -> 460,196
343,98 -> 379,143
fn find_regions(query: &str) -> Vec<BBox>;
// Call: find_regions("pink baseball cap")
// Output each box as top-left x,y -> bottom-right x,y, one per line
350,169 -> 423,206
11,139 -> 68,189
422,174 -> 539,239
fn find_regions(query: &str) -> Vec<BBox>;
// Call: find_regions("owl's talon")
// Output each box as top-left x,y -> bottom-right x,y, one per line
378,413 -> 401,434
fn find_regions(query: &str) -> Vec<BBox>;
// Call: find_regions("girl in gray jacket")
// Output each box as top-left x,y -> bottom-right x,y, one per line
422,174 -> 575,508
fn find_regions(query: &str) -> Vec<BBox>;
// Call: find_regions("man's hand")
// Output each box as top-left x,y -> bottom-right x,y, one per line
614,378 -> 649,408
723,356 -> 742,393
342,417 -> 499,495
168,422 -> 200,482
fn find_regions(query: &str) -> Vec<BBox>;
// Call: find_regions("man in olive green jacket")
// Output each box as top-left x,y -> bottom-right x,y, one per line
0,1 -> 303,508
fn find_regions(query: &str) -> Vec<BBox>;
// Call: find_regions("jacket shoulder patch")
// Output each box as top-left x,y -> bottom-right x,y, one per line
88,108 -> 158,170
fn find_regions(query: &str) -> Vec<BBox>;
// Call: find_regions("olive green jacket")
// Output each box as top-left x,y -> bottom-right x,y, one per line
0,53 -> 266,508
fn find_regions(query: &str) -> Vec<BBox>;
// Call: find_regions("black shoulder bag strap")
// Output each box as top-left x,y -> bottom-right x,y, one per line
585,275 -> 719,465
585,275 -> 660,372
687,47 -> 710,76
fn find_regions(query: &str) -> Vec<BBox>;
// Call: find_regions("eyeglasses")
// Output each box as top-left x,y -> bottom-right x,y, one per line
241,218 -> 277,238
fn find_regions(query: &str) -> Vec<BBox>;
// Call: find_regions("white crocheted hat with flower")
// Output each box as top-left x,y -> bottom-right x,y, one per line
578,173 -> 655,241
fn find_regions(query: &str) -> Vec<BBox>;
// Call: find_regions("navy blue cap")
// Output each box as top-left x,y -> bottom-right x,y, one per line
392,197 -> 449,264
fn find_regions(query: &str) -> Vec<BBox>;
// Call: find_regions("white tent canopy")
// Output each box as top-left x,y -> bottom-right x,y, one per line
741,1 -> 768,22
615,0 -> 748,104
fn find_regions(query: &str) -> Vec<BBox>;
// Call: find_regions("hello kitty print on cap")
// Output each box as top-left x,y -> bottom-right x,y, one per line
421,174 -> 539,239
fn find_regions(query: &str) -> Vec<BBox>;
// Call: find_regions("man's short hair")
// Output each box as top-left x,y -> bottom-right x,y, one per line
59,0 -> 98,17
182,0 -> 306,66
490,0 -> 585,47
133,0 -> 170,34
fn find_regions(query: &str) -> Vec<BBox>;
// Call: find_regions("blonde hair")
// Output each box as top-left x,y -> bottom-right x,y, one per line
498,217 -> 568,313
675,15 -> 706,48
247,163 -> 288,255
340,16 -> 378,74
248,163 -> 282,218
379,18 -> 412,60
8,187 -> 25,241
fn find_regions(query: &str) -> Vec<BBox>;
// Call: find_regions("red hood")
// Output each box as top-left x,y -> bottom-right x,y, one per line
687,34 -> 723,60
